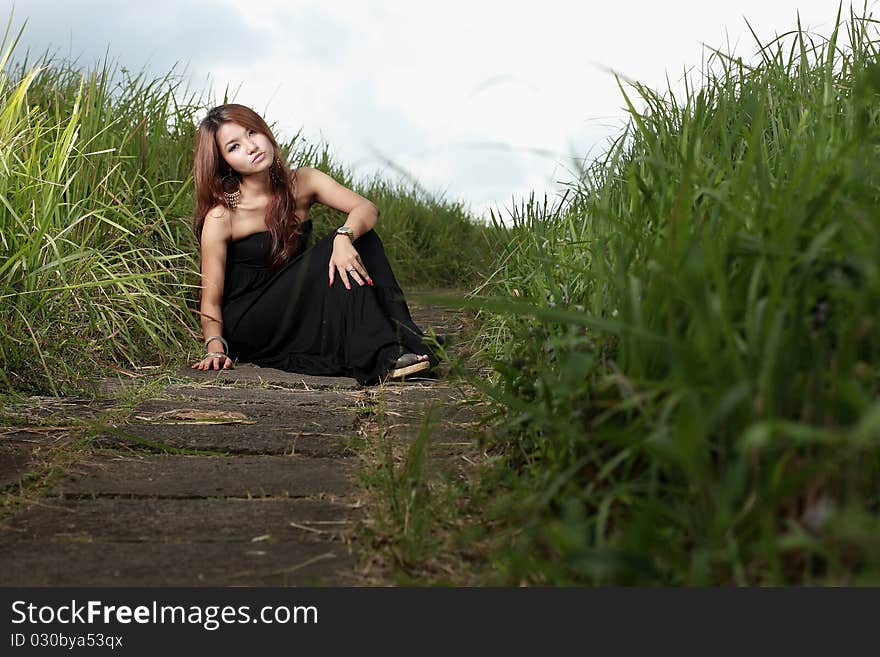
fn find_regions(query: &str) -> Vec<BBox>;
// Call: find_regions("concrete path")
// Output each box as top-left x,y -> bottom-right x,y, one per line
0,295 -> 484,586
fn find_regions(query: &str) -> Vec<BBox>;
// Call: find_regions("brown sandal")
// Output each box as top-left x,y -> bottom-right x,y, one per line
386,353 -> 431,380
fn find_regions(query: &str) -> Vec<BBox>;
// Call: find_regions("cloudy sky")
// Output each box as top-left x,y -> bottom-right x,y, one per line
3,0 -> 862,221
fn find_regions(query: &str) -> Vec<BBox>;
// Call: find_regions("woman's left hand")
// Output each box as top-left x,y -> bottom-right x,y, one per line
329,235 -> 374,290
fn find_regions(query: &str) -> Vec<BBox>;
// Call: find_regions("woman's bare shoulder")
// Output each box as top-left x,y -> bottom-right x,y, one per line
203,205 -> 232,242
291,167 -> 317,204
206,204 -> 230,220
291,166 -> 313,184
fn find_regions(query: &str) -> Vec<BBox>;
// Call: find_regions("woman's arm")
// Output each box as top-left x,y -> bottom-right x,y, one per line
297,167 -> 379,290
192,207 -> 234,370
298,166 -> 379,238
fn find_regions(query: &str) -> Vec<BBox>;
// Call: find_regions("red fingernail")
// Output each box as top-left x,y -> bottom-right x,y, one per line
369,280 -> 374,287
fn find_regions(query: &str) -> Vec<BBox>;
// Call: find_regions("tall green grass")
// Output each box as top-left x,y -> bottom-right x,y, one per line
0,9 -> 488,396
301,145 -> 490,289
0,17 -> 203,396
465,5 -> 880,584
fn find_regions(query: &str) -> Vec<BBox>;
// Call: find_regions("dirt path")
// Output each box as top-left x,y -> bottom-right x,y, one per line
0,295 -> 486,585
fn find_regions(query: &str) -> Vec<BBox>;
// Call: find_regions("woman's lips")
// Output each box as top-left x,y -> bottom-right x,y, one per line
252,152 -> 265,164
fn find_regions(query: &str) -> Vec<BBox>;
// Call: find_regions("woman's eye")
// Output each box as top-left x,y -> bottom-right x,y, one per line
228,130 -> 254,151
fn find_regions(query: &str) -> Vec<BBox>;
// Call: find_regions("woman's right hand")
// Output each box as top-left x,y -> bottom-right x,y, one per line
191,353 -> 234,370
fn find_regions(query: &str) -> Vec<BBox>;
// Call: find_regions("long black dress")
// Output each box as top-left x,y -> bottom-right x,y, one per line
220,219 -> 438,386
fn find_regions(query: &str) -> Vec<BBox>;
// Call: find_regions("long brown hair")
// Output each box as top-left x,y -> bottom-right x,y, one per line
193,103 -> 304,271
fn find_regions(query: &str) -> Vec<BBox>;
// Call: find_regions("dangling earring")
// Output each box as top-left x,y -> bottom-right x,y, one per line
269,155 -> 283,184
221,171 -> 241,208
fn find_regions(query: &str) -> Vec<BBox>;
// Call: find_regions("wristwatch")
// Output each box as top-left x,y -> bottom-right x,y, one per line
335,225 -> 355,242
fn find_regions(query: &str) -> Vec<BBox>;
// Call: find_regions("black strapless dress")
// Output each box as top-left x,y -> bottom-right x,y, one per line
220,220 -> 437,386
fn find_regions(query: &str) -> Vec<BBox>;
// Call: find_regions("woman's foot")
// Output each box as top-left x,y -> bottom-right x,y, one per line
386,352 -> 431,380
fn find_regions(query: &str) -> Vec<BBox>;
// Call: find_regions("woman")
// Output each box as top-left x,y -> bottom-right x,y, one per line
189,103 -> 438,385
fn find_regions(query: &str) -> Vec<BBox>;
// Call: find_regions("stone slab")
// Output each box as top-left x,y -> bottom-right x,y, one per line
372,384 -> 476,405
380,417 -> 486,444
132,390 -> 357,410
3,498 -> 359,543
180,363 -> 361,389
90,396 -> 361,456
0,540 -> 356,586
380,401 -> 490,427
412,315 -> 468,337
93,377 -> 158,397
3,396 -> 117,422
129,398 -> 357,429
0,429 -> 76,448
158,385 -> 365,405
370,393 -> 491,449
51,455 -> 358,499
94,425 -> 354,457
0,448 -> 33,489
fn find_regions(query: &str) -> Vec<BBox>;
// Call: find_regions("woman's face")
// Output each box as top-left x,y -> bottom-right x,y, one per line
215,121 -> 275,176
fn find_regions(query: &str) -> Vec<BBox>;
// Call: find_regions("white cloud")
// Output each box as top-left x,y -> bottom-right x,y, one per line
7,0 -> 870,222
